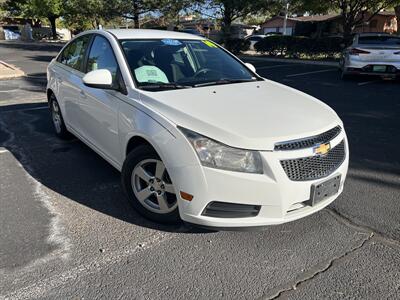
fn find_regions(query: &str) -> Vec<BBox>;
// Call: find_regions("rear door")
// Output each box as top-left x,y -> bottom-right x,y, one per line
54,34 -> 92,133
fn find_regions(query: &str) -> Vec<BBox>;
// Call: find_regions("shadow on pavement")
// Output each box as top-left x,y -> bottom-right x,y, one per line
0,41 -> 63,52
0,103 -> 210,234
27,55 -> 56,63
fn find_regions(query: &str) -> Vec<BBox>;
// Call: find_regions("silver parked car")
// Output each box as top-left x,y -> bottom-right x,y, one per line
340,33 -> 400,79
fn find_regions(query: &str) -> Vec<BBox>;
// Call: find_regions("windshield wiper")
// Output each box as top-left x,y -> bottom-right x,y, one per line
193,78 -> 257,88
139,83 -> 192,91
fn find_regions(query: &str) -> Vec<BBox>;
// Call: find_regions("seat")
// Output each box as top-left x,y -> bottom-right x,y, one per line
153,46 -> 185,82
125,49 -> 145,70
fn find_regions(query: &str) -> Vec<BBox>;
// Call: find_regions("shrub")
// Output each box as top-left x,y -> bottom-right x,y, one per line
224,38 -> 250,54
254,35 -> 346,58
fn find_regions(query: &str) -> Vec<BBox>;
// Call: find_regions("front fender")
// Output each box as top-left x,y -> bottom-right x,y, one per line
118,100 -> 200,171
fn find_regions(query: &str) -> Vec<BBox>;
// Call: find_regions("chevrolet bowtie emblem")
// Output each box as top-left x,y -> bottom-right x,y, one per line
313,143 -> 331,156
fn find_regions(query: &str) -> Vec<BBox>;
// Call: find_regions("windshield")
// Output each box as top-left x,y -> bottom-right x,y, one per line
359,36 -> 400,46
120,39 -> 257,91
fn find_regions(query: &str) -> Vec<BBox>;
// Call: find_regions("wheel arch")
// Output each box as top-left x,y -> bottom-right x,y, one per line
47,88 -> 54,105
125,135 -> 154,156
122,130 -> 183,180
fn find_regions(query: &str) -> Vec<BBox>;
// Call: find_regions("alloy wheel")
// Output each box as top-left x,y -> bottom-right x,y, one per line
131,159 -> 177,214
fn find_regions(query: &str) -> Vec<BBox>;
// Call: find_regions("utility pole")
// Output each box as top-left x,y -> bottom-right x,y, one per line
283,1 -> 290,35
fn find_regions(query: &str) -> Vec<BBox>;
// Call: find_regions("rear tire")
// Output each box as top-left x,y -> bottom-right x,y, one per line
121,145 -> 180,224
49,94 -> 71,139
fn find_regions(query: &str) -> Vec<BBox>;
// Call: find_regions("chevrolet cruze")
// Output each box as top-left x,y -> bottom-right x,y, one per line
47,29 -> 349,229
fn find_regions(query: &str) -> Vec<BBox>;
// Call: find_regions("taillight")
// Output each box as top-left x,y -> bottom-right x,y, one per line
349,48 -> 370,55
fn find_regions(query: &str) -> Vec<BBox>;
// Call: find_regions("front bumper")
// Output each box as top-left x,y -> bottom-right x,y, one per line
171,131 -> 349,229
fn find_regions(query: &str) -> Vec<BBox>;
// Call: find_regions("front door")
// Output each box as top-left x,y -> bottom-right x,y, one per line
80,35 -> 121,165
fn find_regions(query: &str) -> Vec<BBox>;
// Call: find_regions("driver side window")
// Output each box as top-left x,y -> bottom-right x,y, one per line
86,36 -> 118,80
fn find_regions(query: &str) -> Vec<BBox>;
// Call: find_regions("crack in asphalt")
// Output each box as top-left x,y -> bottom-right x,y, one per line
263,231 -> 374,300
327,208 -> 400,248
260,207 -> 400,299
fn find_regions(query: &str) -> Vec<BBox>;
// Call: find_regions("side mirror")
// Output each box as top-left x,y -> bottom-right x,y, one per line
83,69 -> 113,89
245,63 -> 257,73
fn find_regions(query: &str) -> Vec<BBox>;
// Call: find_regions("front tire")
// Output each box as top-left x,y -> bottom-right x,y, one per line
49,94 -> 70,139
121,145 -> 180,224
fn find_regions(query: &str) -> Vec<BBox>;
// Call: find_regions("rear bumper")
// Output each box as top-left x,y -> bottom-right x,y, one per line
173,131 -> 349,229
344,58 -> 400,76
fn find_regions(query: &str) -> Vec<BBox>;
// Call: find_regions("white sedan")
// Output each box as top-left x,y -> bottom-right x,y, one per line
340,33 -> 400,79
47,29 -> 349,230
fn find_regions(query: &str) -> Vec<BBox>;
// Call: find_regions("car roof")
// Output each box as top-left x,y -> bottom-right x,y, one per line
105,29 -> 204,40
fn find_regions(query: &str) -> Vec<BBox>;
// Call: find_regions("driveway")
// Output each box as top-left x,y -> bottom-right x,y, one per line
0,41 -> 399,299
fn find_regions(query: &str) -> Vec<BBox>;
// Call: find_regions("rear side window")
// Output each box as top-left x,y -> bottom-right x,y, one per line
359,36 -> 400,46
86,36 -> 118,79
59,35 -> 91,71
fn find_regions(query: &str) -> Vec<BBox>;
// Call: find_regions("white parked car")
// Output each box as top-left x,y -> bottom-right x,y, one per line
340,33 -> 400,79
47,29 -> 349,230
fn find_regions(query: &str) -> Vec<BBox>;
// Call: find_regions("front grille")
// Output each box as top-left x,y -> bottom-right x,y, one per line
280,140 -> 346,181
275,126 -> 342,151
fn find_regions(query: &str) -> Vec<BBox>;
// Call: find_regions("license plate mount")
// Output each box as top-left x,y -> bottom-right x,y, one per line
309,175 -> 341,206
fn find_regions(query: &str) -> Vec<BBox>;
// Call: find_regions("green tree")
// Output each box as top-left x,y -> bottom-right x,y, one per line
3,0 -> 62,39
296,0 -> 399,39
198,0 -> 272,41
63,0 -> 109,31
158,0 -> 194,26
262,0 -> 323,16
107,0 -> 160,28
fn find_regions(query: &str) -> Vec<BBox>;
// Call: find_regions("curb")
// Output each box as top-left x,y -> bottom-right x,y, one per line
0,61 -> 25,79
0,40 -> 66,47
240,55 -> 339,67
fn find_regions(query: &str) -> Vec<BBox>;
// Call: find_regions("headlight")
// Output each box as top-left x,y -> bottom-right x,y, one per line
179,127 -> 263,174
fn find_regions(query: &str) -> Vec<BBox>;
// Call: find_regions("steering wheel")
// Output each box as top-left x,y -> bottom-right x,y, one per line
193,68 -> 215,78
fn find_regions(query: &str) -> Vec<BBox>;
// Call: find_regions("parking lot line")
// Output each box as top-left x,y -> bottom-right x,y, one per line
358,79 -> 382,86
257,64 -> 296,70
286,69 -> 337,77
3,232 -> 171,299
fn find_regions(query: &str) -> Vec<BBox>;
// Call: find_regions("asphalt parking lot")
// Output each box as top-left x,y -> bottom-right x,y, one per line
0,41 -> 399,299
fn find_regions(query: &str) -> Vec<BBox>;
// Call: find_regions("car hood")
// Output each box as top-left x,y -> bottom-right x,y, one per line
139,80 -> 341,150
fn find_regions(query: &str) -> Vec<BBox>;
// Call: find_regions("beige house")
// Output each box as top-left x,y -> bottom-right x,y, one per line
261,12 -> 398,37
